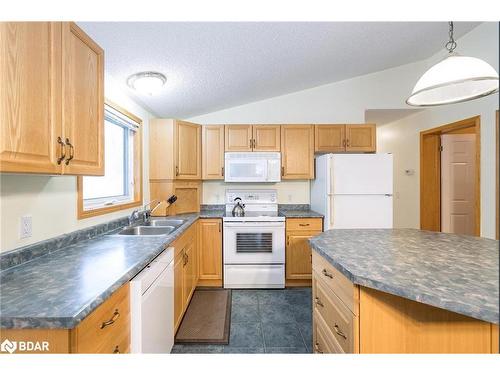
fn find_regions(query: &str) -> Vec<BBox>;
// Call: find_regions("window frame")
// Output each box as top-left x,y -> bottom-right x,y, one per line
77,99 -> 143,219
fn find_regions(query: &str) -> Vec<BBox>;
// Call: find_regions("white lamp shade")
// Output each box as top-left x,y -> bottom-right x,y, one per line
127,72 -> 166,96
407,54 -> 499,106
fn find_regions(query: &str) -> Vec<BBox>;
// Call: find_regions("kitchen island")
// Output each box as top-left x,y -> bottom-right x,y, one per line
308,228 -> 499,353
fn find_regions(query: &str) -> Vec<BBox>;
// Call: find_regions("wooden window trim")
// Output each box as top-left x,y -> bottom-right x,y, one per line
77,100 -> 143,219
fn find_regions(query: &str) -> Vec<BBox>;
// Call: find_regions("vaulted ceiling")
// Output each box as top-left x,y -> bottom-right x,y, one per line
79,22 -> 479,118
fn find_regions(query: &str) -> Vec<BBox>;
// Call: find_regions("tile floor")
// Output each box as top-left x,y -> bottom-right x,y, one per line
171,288 -> 313,354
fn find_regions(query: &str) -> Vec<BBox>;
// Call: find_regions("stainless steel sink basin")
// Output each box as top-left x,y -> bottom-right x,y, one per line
147,219 -> 186,227
116,226 -> 175,236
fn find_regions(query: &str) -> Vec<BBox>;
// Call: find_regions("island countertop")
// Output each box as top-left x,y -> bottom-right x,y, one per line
308,228 -> 499,324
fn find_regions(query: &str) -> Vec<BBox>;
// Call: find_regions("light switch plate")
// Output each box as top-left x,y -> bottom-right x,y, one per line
20,215 -> 32,239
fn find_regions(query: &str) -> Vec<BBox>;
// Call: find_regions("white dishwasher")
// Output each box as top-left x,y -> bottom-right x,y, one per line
130,247 -> 174,353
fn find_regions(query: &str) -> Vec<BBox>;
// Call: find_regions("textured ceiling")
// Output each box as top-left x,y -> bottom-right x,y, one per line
78,22 -> 479,118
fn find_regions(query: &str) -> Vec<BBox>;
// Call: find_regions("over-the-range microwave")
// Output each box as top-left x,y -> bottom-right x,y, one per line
224,152 -> 281,182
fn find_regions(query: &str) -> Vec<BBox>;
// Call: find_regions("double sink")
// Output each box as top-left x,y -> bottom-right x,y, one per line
114,218 -> 186,236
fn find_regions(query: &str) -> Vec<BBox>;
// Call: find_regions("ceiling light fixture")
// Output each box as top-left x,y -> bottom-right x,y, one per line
406,22 -> 499,106
126,71 -> 167,96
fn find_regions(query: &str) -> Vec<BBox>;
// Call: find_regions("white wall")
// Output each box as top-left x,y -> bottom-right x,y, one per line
190,22 -> 498,238
0,75 -> 153,252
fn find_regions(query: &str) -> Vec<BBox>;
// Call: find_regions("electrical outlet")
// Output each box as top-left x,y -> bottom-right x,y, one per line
288,194 -> 292,202
20,215 -> 32,239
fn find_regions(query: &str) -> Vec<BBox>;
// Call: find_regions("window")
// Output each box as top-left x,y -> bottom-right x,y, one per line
77,101 -> 142,219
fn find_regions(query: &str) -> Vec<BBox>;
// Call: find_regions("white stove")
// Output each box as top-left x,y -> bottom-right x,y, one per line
223,190 -> 285,289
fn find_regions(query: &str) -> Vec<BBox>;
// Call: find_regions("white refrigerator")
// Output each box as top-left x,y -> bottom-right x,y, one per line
311,154 -> 393,230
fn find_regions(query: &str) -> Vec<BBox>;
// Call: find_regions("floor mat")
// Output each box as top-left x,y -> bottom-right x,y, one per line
175,288 -> 232,344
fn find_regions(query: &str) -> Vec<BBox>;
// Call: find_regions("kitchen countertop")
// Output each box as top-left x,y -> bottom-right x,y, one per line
278,209 -> 323,218
309,229 -> 499,324
0,214 -> 199,329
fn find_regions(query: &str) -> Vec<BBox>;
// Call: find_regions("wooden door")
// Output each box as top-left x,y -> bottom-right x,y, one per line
314,125 -> 346,153
440,134 -> 476,235
198,219 -> 223,287
174,253 -> 184,332
202,125 -> 224,179
61,23 -> 104,175
224,125 -> 252,151
253,125 -> 281,151
281,125 -> 314,179
345,124 -> 376,152
0,22 -> 63,174
183,243 -> 196,307
175,120 -> 201,179
286,233 -> 315,280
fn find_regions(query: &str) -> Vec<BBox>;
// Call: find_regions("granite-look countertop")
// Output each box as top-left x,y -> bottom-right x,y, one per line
199,209 -> 225,218
278,209 -> 323,218
0,214 -> 200,329
309,229 -> 499,324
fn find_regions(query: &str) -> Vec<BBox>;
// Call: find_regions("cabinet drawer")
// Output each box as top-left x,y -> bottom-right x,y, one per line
286,218 -> 322,232
313,272 -> 355,353
72,283 -> 130,353
312,251 -> 356,313
313,311 -> 343,353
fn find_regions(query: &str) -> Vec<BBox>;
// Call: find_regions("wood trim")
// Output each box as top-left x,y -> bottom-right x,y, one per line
77,101 -> 143,219
420,116 -> 480,236
104,99 -> 143,124
497,110 -> 499,240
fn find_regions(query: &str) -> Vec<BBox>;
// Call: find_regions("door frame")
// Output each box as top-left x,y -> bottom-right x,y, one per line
420,116 -> 480,236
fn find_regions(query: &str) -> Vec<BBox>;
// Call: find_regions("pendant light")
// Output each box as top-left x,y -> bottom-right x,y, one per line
406,22 -> 499,106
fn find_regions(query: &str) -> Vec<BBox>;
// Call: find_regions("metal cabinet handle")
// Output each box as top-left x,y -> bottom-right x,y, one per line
100,309 -> 120,329
342,139 -> 346,148
221,167 -> 224,177
219,222 -> 222,233
299,223 -> 310,227
175,166 -> 179,176
57,137 -> 66,164
334,324 -> 347,340
346,139 -> 350,147
64,138 -> 74,165
281,166 -> 285,176
314,343 -> 323,354
314,297 -> 324,307
113,346 -> 120,354
253,139 -> 257,148
322,269 -> 333,279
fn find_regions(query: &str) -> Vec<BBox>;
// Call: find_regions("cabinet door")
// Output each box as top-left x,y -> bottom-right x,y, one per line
345,124 -> 376,153
315,125 -> 346,153
281,125 -> 314,179
202,125 -> 224,179
175,120 -> 201,179
61,22 -> 104,175
174,254 -> 184,332
253,125 -> 281,151
0,22 -> 63,174
183,243 -> 196,308
198,219 -> 223,287
224,125 -> 252,151
286,232 -> 316,280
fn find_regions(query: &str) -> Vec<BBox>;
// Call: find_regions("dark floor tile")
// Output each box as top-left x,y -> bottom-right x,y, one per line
228,322 -> 263,348
232,289 -> 259,305
231,303 -> 260,323
223,346 -> 265,353
265,346 -> 310,354
171,344 -> 224,353
297,322 -> 313,352
291,303 -> 312,323
257,289 -> 287,305
262,322 -> 305,348
285,288 -> 312,307
259,303 -> 295,323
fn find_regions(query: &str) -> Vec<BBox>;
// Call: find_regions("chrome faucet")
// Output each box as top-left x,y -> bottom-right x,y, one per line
128,209 -> 140,226
142,200 -> 162,222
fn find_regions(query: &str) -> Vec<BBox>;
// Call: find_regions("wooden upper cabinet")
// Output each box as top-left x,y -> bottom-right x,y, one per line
345,124 -> 376,152
315,125 -> 345,153
61,23 -> 104,175
175,120 -> 201,179
0,22 -> 104,175
202,125 -> 224,179
281,125 -> 314,179
0,22 -> 62,174
253,125 -> 281,151
225,125 -> 252,151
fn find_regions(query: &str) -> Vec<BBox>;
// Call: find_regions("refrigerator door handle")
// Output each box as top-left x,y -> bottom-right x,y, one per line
384,194 -> 393,197
329,196 -> 334,227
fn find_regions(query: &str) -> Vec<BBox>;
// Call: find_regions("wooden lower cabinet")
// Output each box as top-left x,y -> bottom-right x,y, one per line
312,250 -> 499,354
172,221 -> 199,333
198,219 -> 223,287
285,218 -> 322,287
0,283 -> 130,354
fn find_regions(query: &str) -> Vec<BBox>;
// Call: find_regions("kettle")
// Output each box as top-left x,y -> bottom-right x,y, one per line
231,197 -> 245,217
